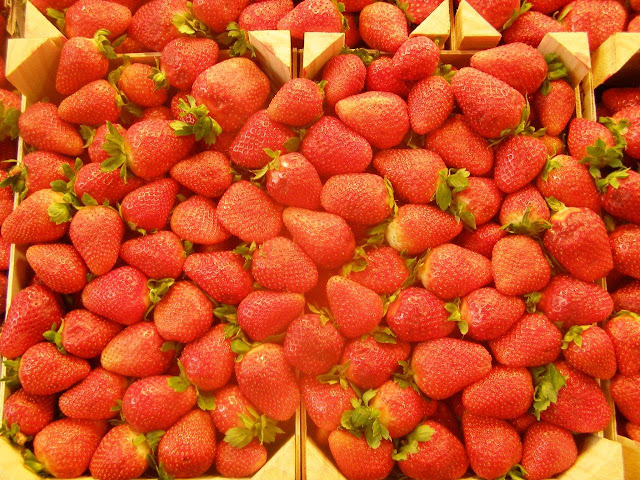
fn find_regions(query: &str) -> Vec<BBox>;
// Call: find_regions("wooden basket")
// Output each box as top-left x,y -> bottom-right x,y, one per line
592,33 -> 640,88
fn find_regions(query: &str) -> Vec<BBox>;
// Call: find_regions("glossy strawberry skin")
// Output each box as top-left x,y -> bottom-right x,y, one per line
120,178 -> 180,233
3,389 -> 56,437
59,367 -> 128,420
18,103 -> 84,156
237,290 -> 305,342
329,429 -> 395,480
327,276 -> 384,339
321,173 -> 392,226
89,423 -> 150,480
601,170 -> 640,225
120,230 -> 186,279
61,309 -> 123,359
302,376 -> 357,431
26,243 -> 88,294
408,76 -> 455,135
611,374 -> 640,424
321,54 -> 366,109
386,287 -> 454,342
461,287 -> 526,341
2,190 -> 69,245
521,422 -> 577,480
564,325 -> 617,380
492,235 -> 551,296
533,79 -> 575,136
170,195 -> 231,245
215,439 -> 267,478
359,2 -> 408,53
154,281 -> 213,343
371,379 -> 433,438
161,37 -> 219,91
180,324 -> 235,391
346,246 -> 410,295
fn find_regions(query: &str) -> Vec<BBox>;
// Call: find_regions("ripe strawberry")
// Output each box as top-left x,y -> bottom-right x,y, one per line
611,374 -> 640,424
63,0 -> 131,38
529,0 -> 571,14
268,78 -> 324,126
408,76 -> 454,135
492,235 -> 551,296
101,322 -> 174,377
489,313 -> 562,367
211,384 -> 255,433
463,365 -> 533,419
170,195 -> 231,245
521,422 -> 577,480
89,424 -> 150,480
503,11 -> 565,47
452,67 -> 526,139
561,0 -> 627,50
386,205 -> 463,256
326,275 -> 383,338
341,336 -> 411,389
284,313 -> 345,375
510,412 -> 537,433
18,103 -> 84,156
74,163 -> 143,205
192,57 -> 270,132
283,207 -> 356,269
2,389 -> 56,439
300,115 -> 373,177
412,338 -> 492,400
215,439 -> 267,478
567,117 -> 616,163
370,380 -> 433,438
235,343 -> 300,421
321,173 -> 392,226
601,169 -> 640,224
425,114 -> 494,175
533,79 -> 575,136
59,367 -> 127,420
170,151 -> 232,198
359,2 -> 408,52
499,185 -> 550,235
321,54 -> 366,109
453,176 -> 503,227
606,311 -> 640,376
54,309 -> 122,359
120,178 -> 179,234
250,237 -> 318,292
1,190 -> 68,244
563,325 -> 617,380
26,244 -> 87,294
128,0 -> 189,51
2,151 -> 72,198
58,79 -> 121,126
179,324 -> 235,390
184,251 -> 253,304
157,410 -> 216,478
386,287 -> 454,342
417,243 -> 493,300
0,284 -> 62,360
627,422 -> 640,441
302,376 -> 357,431
161,37 -> 219,91
277,0 -> 342,39
116,61 -> 168,108
603,87 -> 640,113
465,0 -> 520,29
237,290 -> 305,341
328,429 -> 395,480
344,246 -> 409,294
86,123 -> 125,164
239,0 -> 293,30
612,281 -> 640,314
460,287 -> 525,341
336,91 -> 410,149
392,36 -> 439,81
191,0 -> 248,32
33,418 -> 107,478
154,281 -> 213,343
615,105 -> 640,159
456,222 -> 506,258
536,154 -> 601,212
366,56 -> 410,98
538,274 -> 614,327
120,231 -> 185,280
494,135 -> 547,193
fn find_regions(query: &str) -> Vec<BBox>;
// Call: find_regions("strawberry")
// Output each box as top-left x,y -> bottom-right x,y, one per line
412,338 -> 492,400
612,281 -> 640,314
465,0 -> 520,29
366,56 -> 410,98
452,67 -> 526,139
302,375 -> 358,432
344,246 -> 410,294
408,76 -> 455,135
498,185 -> 550,235
521,422 -> 577,480
284,313 -> 345,375
74,163 -> 143,205
268,78 -> 325,126
120,231 -> 185,279
0,284 -> 62,360
601,169 -> 640,224
342,0 -> 373,11
336,91 -> 410,149
115,61 -> 168,108
157,410 -> 216,478
215,439 -> 267,478
89,424 -> 151,480
128,0 -> 189,51
63,0 -> 131,38
26,244 -> 87,294
160,37 -> 219,91
154,281 -> 213,343
615,105 -> 640,159
489,313 -> 562,367
179,324 -> 235,390
170,151 -> 232,198
627,422 -> 640,441
567,117 -> 616,164
239,0 -> 293,30
283,207 -> 356,269
217,180 -> 283,243
494,135 -> 547,193
463,412 -> 523,480
300,115 -> 373,177
18,103 -> 84,156
456,222 -> 506,258
370,379 -> 433,438
386,205 -> 463,256
606,311 -> 640,376
602,87 -> 640,113
192,57 -> 270,132
170,195 -> 231,245
58,79 -> 121,126
359,2 -> 408,52
211,384 -> 255,433
417,243 -> 493,300
562,325 -> 617,380
492,235 -> 551,296
321,173 -> 392,226
101,322 -> 174,376
424,114 -> 494,175
87,123 -> 126,164
184,251 -> 253,304
230,110 -> 295,169
463,365 -> 533,419
392,36 -> 439,81
59,367 -> 127,420
406,0 -> 445,22
533,79 -> 575,136
540,361 -> 610,433
121,178 -> 180,233
326,275 -> 383,338
321,54 -> 366,108
510,412 -> 537,433
460,287 -> 526,341
341,336 -> 411,389
543,204 -> 613,282
395,421 -> 469,480
611,374 -> 640,424
328,429 -> 394,480
529,0 -> 571,14
537,154 -> 601,212
47,310 -> 121,360
561,0 -> 627,50
237,290 -> 305,341
276,0 -> 342,39
453,176 -> 503,227
2,389 -> 56,439
33,418 -> 107,478
102,120 -> 195,180
235,343 -> 300,421
386,287 -> 455,342
539,134 -> 566,155
2,190 -> 67,244
0,234 -> 10,270
538,274 -> 614,327
122,375 -> 196,433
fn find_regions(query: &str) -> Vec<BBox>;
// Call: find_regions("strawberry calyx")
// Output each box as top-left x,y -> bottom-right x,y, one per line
224,406 -> 285,448
308,302 -> 334,326
0,358 -> 21,389
340,46 -> 380,67
501,1 -> 532,31
146,452 -> 172,480
393,360 -> 420,393
391,423 -> 434,461
540,155 -> 562,182
0,99 -> 21,143
444,298 -> 468,336
146,277 -> 176,316
216,303 -> 255,362
497,464 -> 528,480
434,63 -> 455,84
493,102 -> 545,144
531,363 -> 566,420
172,2 -> 214,39
394,0 -> 415,24
331,1 -> 349,31
108,58 -> 144,124
434,168 -> 476,229
362,220 -> 391,248
561,325 -> 592,350
79,125 -> 96,148
93,29 -> 124,60
544,196 -> 566,213
524,291 -> 541,313
361,326 -> 397,344
216,22 -> 255,58
101,120 -> 133,182
340,388 -> 391,449
613,310 -> 640,321
233,241 -> 257,269
149,59 -> 169,91
385,177 -> 399,219
595,167 -> 630,193
134,430 -> 165,455
540,53 -> 568,96
317,362 -> 361,394
43,321 -> 67,354
251,149 -> 281,182
501,207 -> 551,237
404,130 -> 425,149
50,165 -> 107,225
0,420 -> 31,446
22,448 -> 47,476
167,360 -> 217,410
0,163 -> 27,197
46,8 -> 66,32
285,128 -> 306,152
341,246 -> 369,277
170,95 -> 222,146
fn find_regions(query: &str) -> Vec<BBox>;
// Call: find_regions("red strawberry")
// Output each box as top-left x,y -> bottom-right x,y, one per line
417,243 -> 493,300
321,54 -> 366,108
211,384 -> 255,433
0,284 -> 62,360
344,246 -> 410,294
529,0 -> 571,14
567,117 -> 616,163
74,163 -> 144,205
456,222 -> 506,258
170,151 -> 232,198
326,275 -> 383,338
610,224 -> 640,279
121,178 -> 180,233
494,135 -> 547,193
58,79 -> 121,126
533,79 -> 575,136
521,422 -> 577,480
59,367 -> 127,420
235,343 -> 300,421
300,115 -> 373,177
504,11 -> 565,48
192,0 -> 249,32
328,429 -> 395,480
116,61 -> 168,108
453,176 -> 503,227
510,412 -> 537,433
179,324 -> 235,390
612,281 -> 640,314
562,325 -> 617,380
606,311 -> 640,376
561,0 -> 627,50
336,91 -> 410,149
160,37 -> 219,91
268,78 -> 324,126
2,389 -> 56,439
611,374 -> 640,424
33,418 -> 107,478
260,151 -> 323,210
128,0 -> 189,51
277,0 -> 342,39
392,36 -> 439,81
463,365 -> 533,419
489,313 -> 562,367
55,309 -> 122,359
87,123 -> 126,164
215,439 -> 267,478
26,244 -> 87,294
184,251 -> 254,304
302,376 -> 357,431
2,190 -> 70,244
370,380 -> 434,438
89,424 -> 150,480
170,195 -> 231,245
499,185 -> 550,235
601,169 -> 640,224
120,231 -> 186,279
536,154 -> 601,212
64,0 -> 131,38
492,235 -> 551,296
154,281 -> 213,343
452,67 -> 526,139
341,336 -> 411,389
408,75 -> 455,135
321,173 -> 392,226
2,151 -> 73,197
237,290 -> 305,341
359,2 -> 408,52
101,322 -> 174,377
461,287 -> 525,341
366,56 -> 410,98
539,134 -> 565,156
465,0 -> 520,29
603,87 -> 640,113
239,0 -> 293,30
19,102 -> 83,155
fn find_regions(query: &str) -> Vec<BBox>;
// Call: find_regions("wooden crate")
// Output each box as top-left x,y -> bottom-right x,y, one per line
451,0 -> 500,51
592,33 -> 640,88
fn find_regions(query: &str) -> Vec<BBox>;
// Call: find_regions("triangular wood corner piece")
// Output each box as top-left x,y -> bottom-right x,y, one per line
538,32 -> 590,88
301,32 -> 345,80
592,32 -> 640,88
248,30 -> 292,87
304,438 -> 347,480
253,436 -> 297,480
24,0 -> 65,39
410,0 -> 450,46
453,0 -> 500,51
